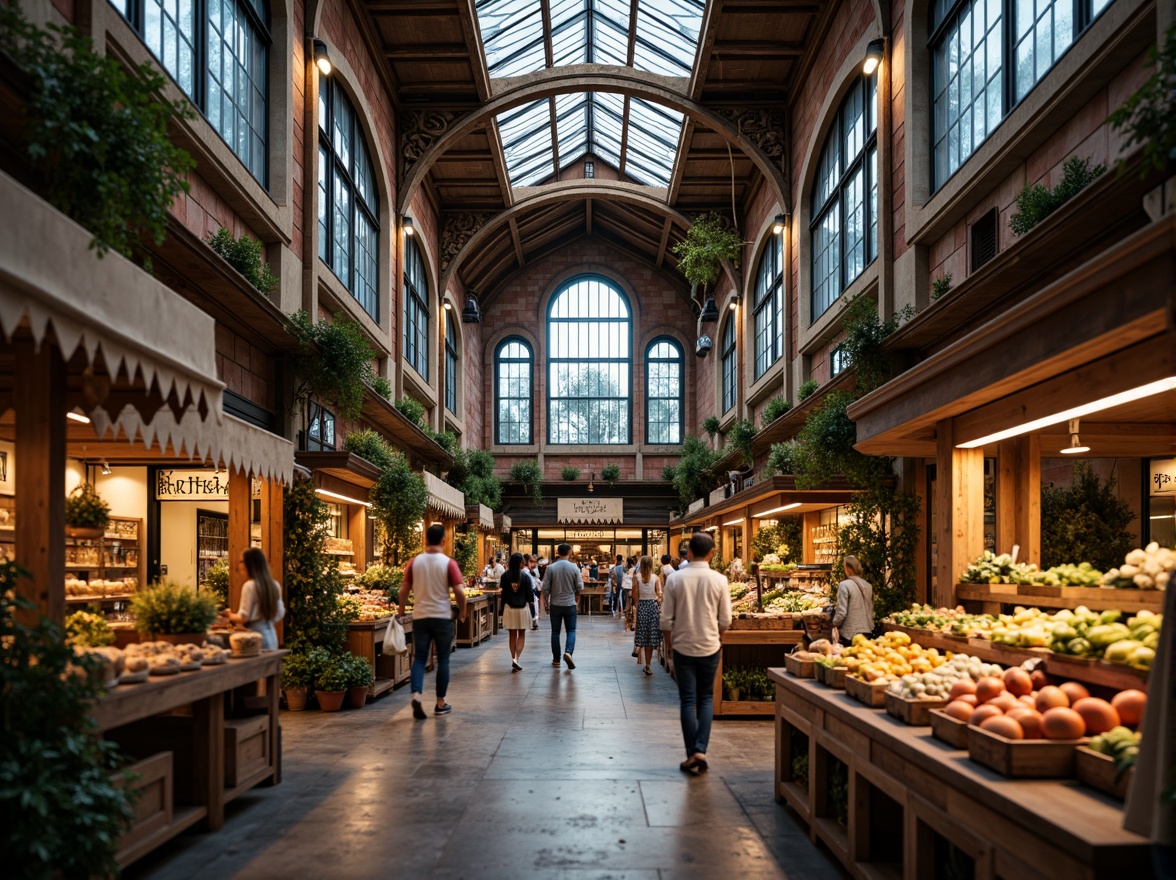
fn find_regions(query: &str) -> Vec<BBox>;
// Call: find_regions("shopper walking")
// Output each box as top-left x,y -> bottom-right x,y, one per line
219,547 -> 285,650
832,555 -> 874,647
660,553 -> 676,581
620,556 -> 635,620
526,554 -> 541,630
399,523 -> 467,719
542,543 -> 582,669
499,552 -> 537,671
633,555 -> 662,675
661,532 -> 732,774
610,554 -> 624,616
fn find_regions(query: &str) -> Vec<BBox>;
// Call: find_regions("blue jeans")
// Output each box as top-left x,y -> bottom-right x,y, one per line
549,604 -> 577,660
410,617 -> 454,699
673,650 -> 721,758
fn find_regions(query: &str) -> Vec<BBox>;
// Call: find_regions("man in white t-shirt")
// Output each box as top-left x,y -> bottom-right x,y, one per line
661,531 -> 731,774
399,524 -> 467,720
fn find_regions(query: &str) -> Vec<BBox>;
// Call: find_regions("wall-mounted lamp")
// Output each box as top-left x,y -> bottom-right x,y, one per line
862,39 -> 885,76
728,300 -> 737,311
1060,419 -> 1090,455
402,215 -> 415,236
772,213 -> 788,235
66,410 -> 90,424
100,459 -> 112,476
462,293 -> 483,323
699,295 -> 719,323
443,301 -> 453,311
587,472 -> 595,493
313,39 -> 332,76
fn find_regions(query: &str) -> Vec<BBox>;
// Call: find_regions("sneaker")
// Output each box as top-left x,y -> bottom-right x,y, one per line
563,652 -> 576,670
552,660 -> 562,667
434,703 -> 452,715
511,658 -> 522,671
411,698 -> 427,720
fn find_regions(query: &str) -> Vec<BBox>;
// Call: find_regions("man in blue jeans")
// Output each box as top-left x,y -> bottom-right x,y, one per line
398,523 -> 467,719
660,531 -> 732,774
542,543 -> 582,669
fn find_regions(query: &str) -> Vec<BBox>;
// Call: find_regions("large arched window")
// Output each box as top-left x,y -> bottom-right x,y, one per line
403,239 -> 429,379
720,316 -> 737,413
318,80 -> 380,318
646,338 -> 683,445
444,313 -> 459,414
811,74 -> 878,320
495,338 -> 533,445
111,0 -> 269,183
753,240 -> 784,379
548,277 -> 631,445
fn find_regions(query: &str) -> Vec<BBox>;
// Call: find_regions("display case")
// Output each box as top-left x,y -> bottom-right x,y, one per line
64,516 -> 144,604
196,510 -> 228,585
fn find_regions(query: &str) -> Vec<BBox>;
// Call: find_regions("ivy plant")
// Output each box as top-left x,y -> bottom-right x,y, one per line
670,211 -> 742,289
1107,24 -> 1176,179
446,448 -> 503,511
208,227 -> 277,293
601,464 -> 620,484
671,436 -> 719,509
395,396 -> 427,428
289,310 -> 378,424
561,466 -> 580,481
509,460 -> 544,507
453,529 -> 479,578
761,396 -> 792,426
283,479 -> 349,653
370,450 -> 428,565
726,418 -> 758,466
797,379 -> 819,400
932,273 -> 953,300
1010,156 -> 1105,237
838,295 -> 914,395
343,429 -> 394,469
703,416 -> 721,438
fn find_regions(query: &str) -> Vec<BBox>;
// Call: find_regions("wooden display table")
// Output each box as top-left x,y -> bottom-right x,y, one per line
769,669 -> 1152,879
92,652 -> 284,868
956,582 -> 1164,614
713,627 -> 804,718
579,587 -> 607,616
347,617 -> 414,698
456,595 -> 493,647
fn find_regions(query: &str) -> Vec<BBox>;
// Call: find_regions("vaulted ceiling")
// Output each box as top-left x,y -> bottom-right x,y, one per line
361,0 -> 836,305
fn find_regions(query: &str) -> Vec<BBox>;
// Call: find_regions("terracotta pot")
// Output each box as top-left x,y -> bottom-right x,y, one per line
150,632 -> 207,646
66,526 -> 105,540
316,689 -> 346,712
284,687 -> 310,711
345,686 -> 368,709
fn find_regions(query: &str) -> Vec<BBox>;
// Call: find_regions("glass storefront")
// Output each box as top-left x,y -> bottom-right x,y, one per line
512,527 -> 667,565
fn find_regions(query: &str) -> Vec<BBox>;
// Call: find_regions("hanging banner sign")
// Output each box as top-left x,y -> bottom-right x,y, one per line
155,469 -> 230,501
566,529 -> 612,540
1151,458 -> 1176,495
557,497 -> 623,524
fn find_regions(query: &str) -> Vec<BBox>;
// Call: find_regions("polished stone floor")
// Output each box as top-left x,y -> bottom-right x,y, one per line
126,617 -> 842,879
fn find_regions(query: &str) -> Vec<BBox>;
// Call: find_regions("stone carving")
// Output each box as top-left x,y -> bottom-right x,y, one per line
440,211 -> 495,272
713,107 -> 786,160
401,109 -> 463,172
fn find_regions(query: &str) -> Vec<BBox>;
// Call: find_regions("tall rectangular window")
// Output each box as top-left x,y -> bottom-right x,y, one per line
495,338 -> 532,444
720,316 -> 737,413
403,239 -> 429,379
753,240 -> 783,378
646,338 -> 683,445
444,317 -> 458,414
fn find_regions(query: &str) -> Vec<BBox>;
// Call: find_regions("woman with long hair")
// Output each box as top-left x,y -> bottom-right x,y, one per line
219,547 -> 285,650
499,552 -> 537,670
832,555 -> 875,647
632,555 -> 662,675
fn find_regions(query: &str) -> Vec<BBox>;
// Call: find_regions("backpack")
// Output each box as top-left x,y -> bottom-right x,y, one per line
621,568 -> 634,591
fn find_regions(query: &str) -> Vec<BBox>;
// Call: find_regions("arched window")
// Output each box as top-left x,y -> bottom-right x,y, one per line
111,0 -> 269,183
645,338 -> 683,445
811,74 -> 878,320
318,79 -> 379,319
547,277 -> 631,445
444,314 -> 459,414
720,316 -> 737,413
495,338 -> 533,445
753,240 -> 784,378
403,238 -> 429,379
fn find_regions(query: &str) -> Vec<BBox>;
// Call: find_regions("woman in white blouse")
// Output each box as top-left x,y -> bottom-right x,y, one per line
218,547 -> 285,650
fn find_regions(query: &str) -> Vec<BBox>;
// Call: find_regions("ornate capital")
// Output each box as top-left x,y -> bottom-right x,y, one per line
401,109 -> 463,174
440,211 -> 496,273
713,107 -> 786,161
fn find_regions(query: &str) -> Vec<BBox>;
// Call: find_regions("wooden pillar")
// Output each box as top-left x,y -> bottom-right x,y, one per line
441,516 -> 456,557
227,467 -> 251,612
259,477 -> 285,643
14,339 -> 65,625
936,419 -> 985,608
741,506 -> 752,567
996,435 -> 1041,563
348,503 -> 366,572
909,459 -> 930,606
802,511 -> 819,564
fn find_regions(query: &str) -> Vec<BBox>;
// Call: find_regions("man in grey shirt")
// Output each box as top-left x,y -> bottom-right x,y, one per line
542,543 -> 583,669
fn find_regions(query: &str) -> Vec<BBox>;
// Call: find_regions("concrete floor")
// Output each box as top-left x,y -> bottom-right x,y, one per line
126,616 -> 844,880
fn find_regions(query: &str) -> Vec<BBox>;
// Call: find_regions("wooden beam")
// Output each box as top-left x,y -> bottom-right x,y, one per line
655,216 -> 673,268
385,44 -> 469,60
710,40 -> 805,59
366,2 -> 455,14
227,468 -> 251,613
14,339 -> 65,625
618,96 -> 632,174
666,118 -> 693,204
260,478 -> 285,644
585,198 -> 593,236
485,116 -> 514,206
508,218 -> 526,267
690,0 -> 724,98
625,0 -> 639,66
936,419 -> 985,608
456,0 -> 492,102
548,96 -> 560,179
540,0 -> 554,67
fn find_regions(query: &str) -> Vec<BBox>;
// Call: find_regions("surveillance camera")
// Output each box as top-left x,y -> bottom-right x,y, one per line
695,335 -> 712,358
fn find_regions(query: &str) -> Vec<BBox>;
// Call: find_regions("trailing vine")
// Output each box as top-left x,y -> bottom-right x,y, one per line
289,310 -> 378,426
509,460 -> 543,507
370,450 -> 428,565
283,479 -> 348,653
446,448 -> 503,511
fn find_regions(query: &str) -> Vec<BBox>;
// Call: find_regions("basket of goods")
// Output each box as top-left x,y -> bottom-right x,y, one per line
885,654 -> 1005,726
229,630 -> 264,657
784,639 -> 840,678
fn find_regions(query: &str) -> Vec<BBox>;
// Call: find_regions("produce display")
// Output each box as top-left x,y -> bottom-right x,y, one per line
887,653 -> 1005,700
1101,543 -> 1172,590
729,582 -> 750,601
791,638 -> 843,663
828,631 -> 947,682
960,551 -> 1103,586
339,591 -> 395,621
763,592 -> 826,614
1087,725 -> 1142,770
884,604 -> 972,632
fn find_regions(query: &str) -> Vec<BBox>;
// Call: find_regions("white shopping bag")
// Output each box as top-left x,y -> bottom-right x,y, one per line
386,616 -> 408,654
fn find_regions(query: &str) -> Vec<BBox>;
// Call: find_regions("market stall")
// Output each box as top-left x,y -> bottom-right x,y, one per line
295,450 -> 382,581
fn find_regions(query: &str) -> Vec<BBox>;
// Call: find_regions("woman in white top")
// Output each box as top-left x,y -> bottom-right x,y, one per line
219,547 -> 285,650
632,555 -> 662,675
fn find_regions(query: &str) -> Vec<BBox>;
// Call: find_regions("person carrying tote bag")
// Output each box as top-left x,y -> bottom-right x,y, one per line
831,555 -> 874,647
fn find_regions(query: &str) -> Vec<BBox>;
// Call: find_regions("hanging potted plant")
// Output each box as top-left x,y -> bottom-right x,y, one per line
65,483 -> 111,539
670,211 -> 742,303
280,650 -> 315,711
130,581 -> 219,645
343,654 -> 374,709
314,657 -> 349,712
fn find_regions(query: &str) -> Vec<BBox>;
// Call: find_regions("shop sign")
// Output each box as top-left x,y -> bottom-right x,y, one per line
1151,458 -> 1176,495
557,497 -> 623,524
566,530 -> 611,539
155,469 -> 229,501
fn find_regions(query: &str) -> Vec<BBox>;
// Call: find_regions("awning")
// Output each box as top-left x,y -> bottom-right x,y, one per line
494,513 -> 511,534
0,171 -> 224,424
295,451 -> 383,488
424,471 -> 466,519
467,503 -> 495,531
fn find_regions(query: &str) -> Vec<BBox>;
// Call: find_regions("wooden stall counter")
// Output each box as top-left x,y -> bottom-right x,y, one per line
713,625 -> 804,718
457,594 -> 493,647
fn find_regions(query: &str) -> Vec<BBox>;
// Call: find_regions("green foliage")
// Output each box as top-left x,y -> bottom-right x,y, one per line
280,649 -> 317,690
726,418 -> 758,466
315,657 -> 350,692
761,440 -> 798,479
761,396 -> 792,426
1041,463 -> 1136,571
836,484 -> 921,621
336,594 -> 362,622
797,379 -> 819,400
601,464 -> 620,484
721,665 -> 774,700
932,273 -> 953,300
670,211 -> 742,288
201,557 -> 230,608
790,728 -> 810,788
509,460 -> 544,507
752,517 -> 802,563
344,429 -> 394,469
208,227 -> 277,293
453,530 -> 480,578
1010,156 -> 1105,236
65,483 -> 110,529
130,581 -> 219,636
0,564 -> 138,878
342,653 -> 374,689
65,610 -> 115,647
430,430 -> 457,454
703,416 -> 721,438
661,464 -> 677,483
1108,25 -> 1176,179
672,436 -> 719,508
395,396 -> 427,428
561,466 -> 581,481
358,562 -> 403,595
290,310 -> 378,422
0,7 -> 194,262
283,479 -> 349,653
370,450 -> 427,566
792,390 -> 889,489
371,376 -> 393,399
828,757 -> 850,824
839,294 -> 914,394
446,448 -> 503,511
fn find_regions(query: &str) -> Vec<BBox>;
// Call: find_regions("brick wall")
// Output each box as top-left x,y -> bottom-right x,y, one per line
215,323 -> 275,410
891,0 -> 908,261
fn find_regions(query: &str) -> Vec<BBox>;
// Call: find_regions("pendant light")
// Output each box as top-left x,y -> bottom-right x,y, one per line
699,295 -> 719,323
1060,419 -> 1090,454
461,293 -> 482,323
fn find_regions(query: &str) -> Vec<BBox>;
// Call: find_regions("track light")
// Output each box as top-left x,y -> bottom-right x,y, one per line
402,216 -> 415,236
313,39 -> 332,76
699,295 -> 719,323
462,293 -> 482,323
773,213 -> 788,235
1060,419 -> 1090,455
100,460 -> 112,475
863,39 -> 884,76
67,410 -> 91,423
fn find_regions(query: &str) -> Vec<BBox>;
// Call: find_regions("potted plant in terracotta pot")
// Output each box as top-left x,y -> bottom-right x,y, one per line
314,657 -> 349,712
64,483 -> 111,539
343,653 -> 374,709
130,581 -> 219,645
280,650 -> 314,711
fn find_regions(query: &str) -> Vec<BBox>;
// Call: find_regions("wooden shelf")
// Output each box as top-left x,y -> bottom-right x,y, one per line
956,583 -> 1164,612
67,593 -> 134,603
718,699 -> 776,715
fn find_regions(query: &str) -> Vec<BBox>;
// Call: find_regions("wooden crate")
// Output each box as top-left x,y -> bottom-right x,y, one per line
814,664 -> 846,688
885,691 -> 949,726
929,709 -> 970,749
1075,746 -> 1133,800
844,675 -> 888,708
113,752 -> 173,863
224,716 -> 270,788
784,653 -> 815,678
967,725 -> 1089,778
